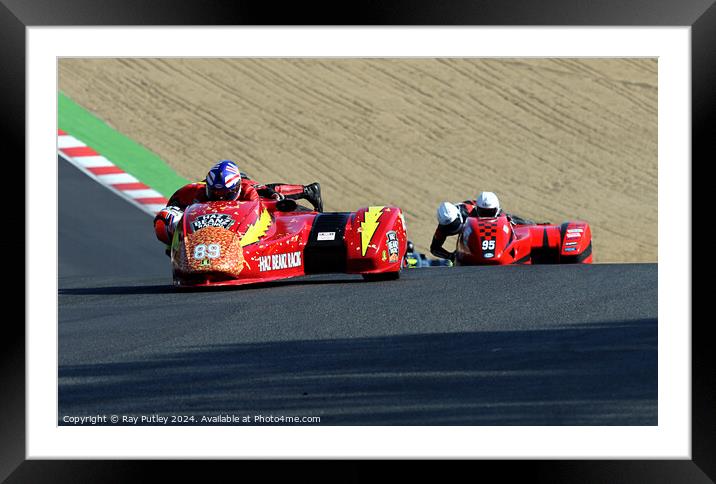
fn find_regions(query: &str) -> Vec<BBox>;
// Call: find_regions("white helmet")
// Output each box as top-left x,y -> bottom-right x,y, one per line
437,202 -> 464,234
475,192 -> 500,218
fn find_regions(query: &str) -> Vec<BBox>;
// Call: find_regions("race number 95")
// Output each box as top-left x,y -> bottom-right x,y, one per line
194,243 -> 220,259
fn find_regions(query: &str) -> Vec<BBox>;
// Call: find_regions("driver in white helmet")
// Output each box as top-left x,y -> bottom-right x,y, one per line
429,191 -> 532,260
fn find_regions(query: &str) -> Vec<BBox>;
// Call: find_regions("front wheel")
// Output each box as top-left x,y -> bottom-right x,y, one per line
362,271 -> 400,282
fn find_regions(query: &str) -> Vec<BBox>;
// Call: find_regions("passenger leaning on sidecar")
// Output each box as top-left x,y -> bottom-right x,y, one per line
429,191 -> 534,261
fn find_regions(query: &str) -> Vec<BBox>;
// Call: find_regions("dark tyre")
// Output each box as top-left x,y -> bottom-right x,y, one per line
362,271 -> 400,282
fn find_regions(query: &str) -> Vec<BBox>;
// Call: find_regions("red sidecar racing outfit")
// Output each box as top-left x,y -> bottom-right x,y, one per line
429,200 -> 534,260
153,177 -> 306,246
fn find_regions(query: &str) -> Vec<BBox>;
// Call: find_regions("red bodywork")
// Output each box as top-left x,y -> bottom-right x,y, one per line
170,199 -> 408,287
455,213 -> 593,265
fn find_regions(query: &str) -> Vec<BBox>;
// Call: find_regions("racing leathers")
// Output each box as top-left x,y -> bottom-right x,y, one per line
429,200 -> 534,261
153,175 -> 312,247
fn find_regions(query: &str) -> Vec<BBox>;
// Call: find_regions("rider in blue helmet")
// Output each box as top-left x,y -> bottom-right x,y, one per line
153,159 -> 323,246
204,160 -> 245,201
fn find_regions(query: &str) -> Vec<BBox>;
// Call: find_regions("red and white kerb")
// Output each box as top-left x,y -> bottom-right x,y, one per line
57,129 -> 168,215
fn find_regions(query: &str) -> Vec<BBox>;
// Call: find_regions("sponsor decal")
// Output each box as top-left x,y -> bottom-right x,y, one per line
317,231 -> 336,241
564,247 -> 577,252
360,206 -> 384,256
565,242 -> 578,246
484,252 -> 494,259
200,258 -> 211,267
191,213 -> 235,232
566,233 -> 581,239
240,208 -> 272,247
386,231 -> 399,263
503,224 -> 509,233
258,251 -> 302,272
381,250 -> 387,262
567,228 -> 584,233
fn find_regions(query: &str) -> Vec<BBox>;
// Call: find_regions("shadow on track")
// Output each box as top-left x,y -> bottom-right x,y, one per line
60,285 -> 178,296
59,318 -> 657,425
59,276 -> 368,296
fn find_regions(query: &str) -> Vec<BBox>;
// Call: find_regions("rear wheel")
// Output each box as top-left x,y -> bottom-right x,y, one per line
362,271 -> 400,282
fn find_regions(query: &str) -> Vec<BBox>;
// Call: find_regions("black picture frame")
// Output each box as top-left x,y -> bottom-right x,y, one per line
8,0 -> 709,481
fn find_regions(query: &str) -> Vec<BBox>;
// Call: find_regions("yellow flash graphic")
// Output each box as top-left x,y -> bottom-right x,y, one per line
361,206 -> 384,256
240,208 -> 272,247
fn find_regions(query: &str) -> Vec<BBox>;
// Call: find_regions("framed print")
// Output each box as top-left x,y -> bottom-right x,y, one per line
10,0 -> 710,481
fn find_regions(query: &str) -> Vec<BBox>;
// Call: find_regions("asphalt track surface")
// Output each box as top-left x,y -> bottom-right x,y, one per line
59,158 -> 657,425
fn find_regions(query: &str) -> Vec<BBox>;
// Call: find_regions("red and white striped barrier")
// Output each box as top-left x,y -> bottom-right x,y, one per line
57,129 -> 168,215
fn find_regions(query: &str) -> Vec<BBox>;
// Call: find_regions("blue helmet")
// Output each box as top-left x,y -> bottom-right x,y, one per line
205,160 -> 242,201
